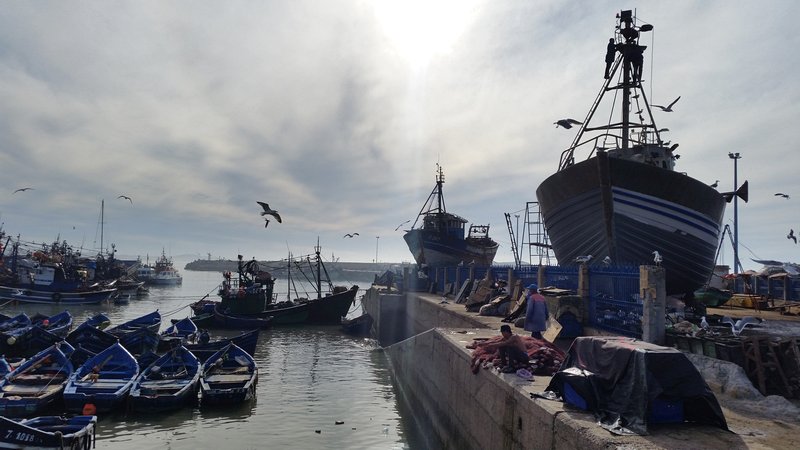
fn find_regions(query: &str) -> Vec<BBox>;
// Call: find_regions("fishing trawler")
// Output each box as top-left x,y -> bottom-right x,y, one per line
403,165 -> 498,267
535,10 -> 727,294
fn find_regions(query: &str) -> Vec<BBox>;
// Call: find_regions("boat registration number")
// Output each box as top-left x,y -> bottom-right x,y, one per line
5,430 -> 36,443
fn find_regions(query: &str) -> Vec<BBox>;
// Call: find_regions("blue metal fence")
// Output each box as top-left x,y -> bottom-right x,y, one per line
542,266 -> 579,291
587,266 -> 642,337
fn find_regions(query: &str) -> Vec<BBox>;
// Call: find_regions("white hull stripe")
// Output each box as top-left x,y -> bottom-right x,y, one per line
613,188 -> 720,246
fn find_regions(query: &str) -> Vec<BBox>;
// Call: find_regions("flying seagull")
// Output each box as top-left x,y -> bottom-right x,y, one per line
554,118 -> 583,129
721,316 -> 763,336
710,180 -> 719,189
12,187 -> 33,194
394,220 -> 411,231
775,193 -> 790,199
256,202 -> 282,223
343,233 -> 360,238
653,96 -> 681,112
789,229 -> 797,244
657,128 -> 670,133
575,255 -> 593,264
652,250 -> 663,266
117,195 -> 133,204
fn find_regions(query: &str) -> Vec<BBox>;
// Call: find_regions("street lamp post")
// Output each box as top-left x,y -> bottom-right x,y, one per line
728,152 -> 742,273
375,236 -> 379,263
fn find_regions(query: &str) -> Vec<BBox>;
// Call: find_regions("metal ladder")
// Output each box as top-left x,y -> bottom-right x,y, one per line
504,212 -> 521,269
523,201 -> 553,266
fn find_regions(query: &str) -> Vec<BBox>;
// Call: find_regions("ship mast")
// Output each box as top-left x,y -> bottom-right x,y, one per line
558,10 -> 659,172
410,164 -> 447,228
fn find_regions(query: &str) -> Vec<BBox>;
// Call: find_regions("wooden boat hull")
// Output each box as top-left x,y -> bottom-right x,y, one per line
130,346 -> 200,412
0,415 -> 96,449
213,305 -> 273,329
341,313 -> 373,336
200,344 -> 257,406
63,343 -> 139,413
186,329 -> 260,362
0,345 -> 73,417
536,153 -> 726,295
0,285 -> 116,305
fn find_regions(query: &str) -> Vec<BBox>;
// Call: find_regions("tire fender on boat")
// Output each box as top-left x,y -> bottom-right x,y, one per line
52,292 -> 62,302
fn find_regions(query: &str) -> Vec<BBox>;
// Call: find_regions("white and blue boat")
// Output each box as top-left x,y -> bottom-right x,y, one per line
63,342 -> 139,413
535,10 -> 726,295
0,415 -> 96,449
0,343 -> 74,417
200,343 -> 257,406
130,345 -> 201,412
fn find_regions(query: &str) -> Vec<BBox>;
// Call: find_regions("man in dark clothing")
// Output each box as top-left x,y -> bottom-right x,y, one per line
604,38 -> 617,79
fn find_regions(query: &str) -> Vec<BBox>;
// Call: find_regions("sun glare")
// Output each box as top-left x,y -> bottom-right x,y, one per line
373,0 -> 479,68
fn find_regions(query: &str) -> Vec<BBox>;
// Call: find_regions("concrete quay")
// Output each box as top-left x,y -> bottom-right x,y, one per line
363,288 -> 800,449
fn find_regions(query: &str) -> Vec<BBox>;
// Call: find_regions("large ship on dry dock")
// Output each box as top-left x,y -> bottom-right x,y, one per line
404,165 -> 498,267
535,10 -> 726,295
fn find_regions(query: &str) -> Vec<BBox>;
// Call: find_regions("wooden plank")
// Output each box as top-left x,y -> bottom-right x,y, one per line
542,314 -> 562,343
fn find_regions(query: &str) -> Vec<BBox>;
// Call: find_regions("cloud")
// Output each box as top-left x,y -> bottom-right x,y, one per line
0,1 -> 798,268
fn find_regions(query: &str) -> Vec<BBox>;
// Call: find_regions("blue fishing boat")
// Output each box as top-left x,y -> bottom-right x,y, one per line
130,345 -> 201,412
0,313 -> 31,333
0,415 -> 96,449
107,310 -> 161,334
0,356 -> 12,378
63,342 -> 139,413
212,304 -> 274,329
81,312 -> 111,330
113,327 -> 160,357
186,329 -> 260,363
0,344 -> 74,417
200,343 -> 257,406
31,310 -> 73,338
158,317 -> 198,352
1,325 -> 70,359
66,323 -> 118,356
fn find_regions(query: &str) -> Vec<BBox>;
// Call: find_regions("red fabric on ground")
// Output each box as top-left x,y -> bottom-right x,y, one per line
468,335 -> 566,375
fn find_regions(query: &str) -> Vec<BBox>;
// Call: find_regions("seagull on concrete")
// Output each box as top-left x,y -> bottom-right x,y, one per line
395,220 -> 411,231
256,202 -> 282,223
789,229 -> 797,244
700,316 -> 710,330
774,193 -> 790,199
554,118 -> 583,129
343,233 -> 360,238
117,195 -> 133,204
652,250 -> 663,266
575,255 -> 593,264
602,256 -> 612,266
710,180 -> 719,189
12,187 -> 33,194
653,96 -> 681,112
721,316 -> 764,336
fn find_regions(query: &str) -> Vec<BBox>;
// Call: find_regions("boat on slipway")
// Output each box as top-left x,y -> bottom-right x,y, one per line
403,165 -> 499,268
535,10 -> 727,295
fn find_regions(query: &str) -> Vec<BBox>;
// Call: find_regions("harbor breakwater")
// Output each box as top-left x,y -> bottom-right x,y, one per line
363,288 -> 754,450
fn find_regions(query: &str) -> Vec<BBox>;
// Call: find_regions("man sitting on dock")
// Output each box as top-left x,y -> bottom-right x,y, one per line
480,325 -> 530,373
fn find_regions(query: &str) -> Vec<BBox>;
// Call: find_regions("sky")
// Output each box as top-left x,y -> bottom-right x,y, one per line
0,1 -> 798,270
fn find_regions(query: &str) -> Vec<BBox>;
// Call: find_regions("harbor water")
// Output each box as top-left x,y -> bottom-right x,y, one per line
0,260 -> 422,449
